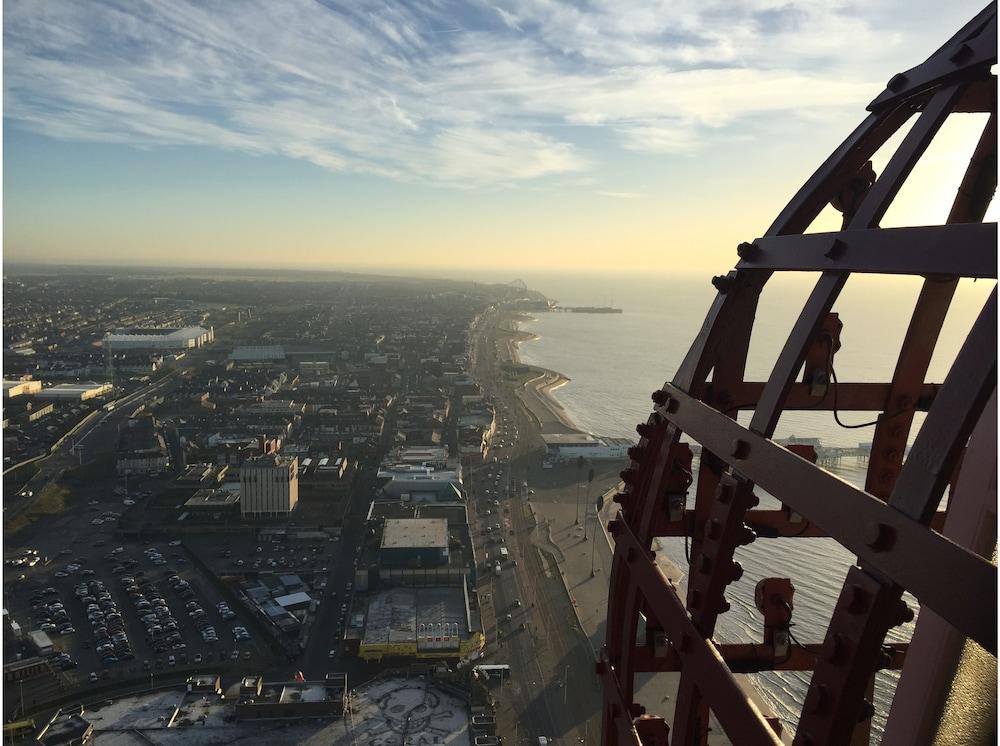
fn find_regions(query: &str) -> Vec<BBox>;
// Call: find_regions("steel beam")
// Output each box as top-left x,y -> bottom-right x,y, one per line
656,383 -> 996,653
735,223 -> 996,278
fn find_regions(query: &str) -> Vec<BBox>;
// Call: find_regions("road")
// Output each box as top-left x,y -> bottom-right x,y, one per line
468,308 -> 611,745
4,371 -> 181,530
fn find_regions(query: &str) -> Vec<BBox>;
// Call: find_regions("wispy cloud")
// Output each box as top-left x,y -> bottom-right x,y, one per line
3,0 -> 955,187
597,191 -> 645,199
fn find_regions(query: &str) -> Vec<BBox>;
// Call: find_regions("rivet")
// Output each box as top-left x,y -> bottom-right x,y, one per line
812,685 -> 829,714
664,397 -> 679,414
864,522 -> 895,552
718,599 -> 731,614
847,584 -> 868,614
711,275 -> 734,295
729,561 -> 744,582
887,73 -> 907,91
858,700 -> 876,722
699,555 -> 712,573
690,590 -> 702,609
824,238 -> 847,259
630,703 -> 646,717
716,482 -> 735,504
736,241 -> 759,260
620,468 -> 636,484
651,389 -> 669,405
738,526 -> 757,546
627,445 -> 644,461
730,439 -> 750,460
636,423 -> 653,438
823,634 -> 847,664
893,600 -> 914,627
705,520 -> 721,540
949,42 -> 973,64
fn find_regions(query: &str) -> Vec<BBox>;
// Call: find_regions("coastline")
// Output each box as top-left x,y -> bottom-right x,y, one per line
500,311 -> 583,435
495,309 -> 782,739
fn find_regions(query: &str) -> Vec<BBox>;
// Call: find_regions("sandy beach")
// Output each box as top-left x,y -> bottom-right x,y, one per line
499,311 -> 582,435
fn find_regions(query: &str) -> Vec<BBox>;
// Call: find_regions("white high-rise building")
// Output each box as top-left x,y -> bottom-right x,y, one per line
240,454 -> 299,518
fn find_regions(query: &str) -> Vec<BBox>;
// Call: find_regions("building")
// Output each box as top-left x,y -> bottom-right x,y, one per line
380,518 -> 449,568
3,379 -> 42,398
28,629 -> 54,655
359,586 -> 484,662
36,708 -> 94,746
117,414 -> 170,475
541,432 -> 632,461
240,454 -> 299,518
103,326 -> 214,351
182,488 -> 240,514
3,400 -> 56,427
234,676 -> 347,720
229,345 -> 286,362
376,464 -> 464,502
36,382 -> 113,401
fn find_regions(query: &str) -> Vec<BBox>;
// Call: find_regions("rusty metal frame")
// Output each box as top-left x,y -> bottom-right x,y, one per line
599,5 -> 997,744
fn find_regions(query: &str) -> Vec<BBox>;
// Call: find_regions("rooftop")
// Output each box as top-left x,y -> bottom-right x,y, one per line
381,517 -> 448,550
541,432 -> 601,445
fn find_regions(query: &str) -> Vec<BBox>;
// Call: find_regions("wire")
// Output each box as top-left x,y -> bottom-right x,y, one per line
786,625 -> 816,660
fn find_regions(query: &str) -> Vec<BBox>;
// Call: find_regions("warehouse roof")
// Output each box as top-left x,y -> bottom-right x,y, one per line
381,518 -> 448,550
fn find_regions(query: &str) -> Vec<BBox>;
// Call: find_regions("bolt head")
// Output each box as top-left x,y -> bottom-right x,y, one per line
730,439 -> 750,460
864,522 -> 895,552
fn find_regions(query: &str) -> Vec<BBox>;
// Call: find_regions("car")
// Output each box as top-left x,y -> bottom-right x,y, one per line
40,623 -> 57,631
230,650 -> 239,661
54,571 -> 68,578
89,672 -> 99,682
194,653 -> 202,663
168,655 -> 176,666
168,540 -> 182,547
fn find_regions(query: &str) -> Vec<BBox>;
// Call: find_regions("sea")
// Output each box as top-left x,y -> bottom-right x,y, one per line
512,270 -> 995,737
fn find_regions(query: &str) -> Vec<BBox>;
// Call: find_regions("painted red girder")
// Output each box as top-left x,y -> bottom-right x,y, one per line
599,4 -> 997,745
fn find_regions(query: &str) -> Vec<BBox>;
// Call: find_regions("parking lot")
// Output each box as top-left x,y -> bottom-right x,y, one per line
6,526 -> 272,689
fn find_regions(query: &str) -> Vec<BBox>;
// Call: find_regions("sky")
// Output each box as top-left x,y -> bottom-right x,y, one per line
1,0 -> 994,280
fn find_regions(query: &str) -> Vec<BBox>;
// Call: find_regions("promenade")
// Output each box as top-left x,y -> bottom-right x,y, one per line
527,484 -> 783,744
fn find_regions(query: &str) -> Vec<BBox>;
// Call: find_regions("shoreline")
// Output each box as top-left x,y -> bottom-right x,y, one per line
501,311 -> 584,435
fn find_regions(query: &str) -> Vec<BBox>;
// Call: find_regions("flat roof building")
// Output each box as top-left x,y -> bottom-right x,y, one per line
229,345 -> 286,362
380,518 -> 449,568
183,488 -> 240,512
359,586 -> 484,662
3,379 -> 42,398
36,382 -> 113,401
541,432 -> 632,461
240,454 -> 299,519
104,326 -> 213,351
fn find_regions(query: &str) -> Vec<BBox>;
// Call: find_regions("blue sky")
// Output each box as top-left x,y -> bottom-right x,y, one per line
2,0 -> 990,275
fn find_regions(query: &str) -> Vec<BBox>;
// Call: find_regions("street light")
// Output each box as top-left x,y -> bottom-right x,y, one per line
583,468 -> 594,539
574,457 -> 584,524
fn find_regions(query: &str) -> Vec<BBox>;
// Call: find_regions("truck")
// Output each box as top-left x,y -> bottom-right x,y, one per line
494,562 -> 501,576
499,547 -> 509,561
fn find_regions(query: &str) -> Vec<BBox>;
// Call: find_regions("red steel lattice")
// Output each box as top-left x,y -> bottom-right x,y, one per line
599,5 -> 997,745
